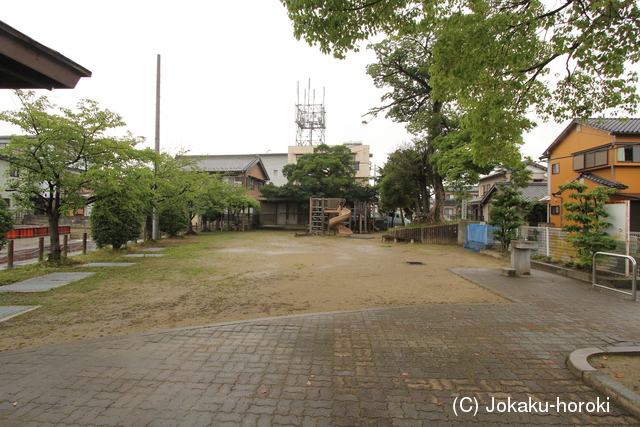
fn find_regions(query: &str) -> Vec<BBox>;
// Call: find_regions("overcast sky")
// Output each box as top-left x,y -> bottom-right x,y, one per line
0,0 -> 571,171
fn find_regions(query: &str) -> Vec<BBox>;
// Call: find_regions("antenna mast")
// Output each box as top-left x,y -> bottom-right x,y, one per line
295,79 -> 326,146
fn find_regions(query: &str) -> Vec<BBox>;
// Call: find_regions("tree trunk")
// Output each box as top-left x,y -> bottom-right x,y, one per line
186,213 -> 196,235
48,211 -> 61,261
425,100 -> 445,223
431,173 -> 445,223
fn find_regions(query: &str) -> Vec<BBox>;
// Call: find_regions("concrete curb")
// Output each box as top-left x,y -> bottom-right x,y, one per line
568,346 -> 640,418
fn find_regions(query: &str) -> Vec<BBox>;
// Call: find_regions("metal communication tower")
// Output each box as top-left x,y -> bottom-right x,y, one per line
295,80 -> 326,146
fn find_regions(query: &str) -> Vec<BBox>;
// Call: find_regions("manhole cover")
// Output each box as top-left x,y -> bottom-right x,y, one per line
406,261 -> 424,265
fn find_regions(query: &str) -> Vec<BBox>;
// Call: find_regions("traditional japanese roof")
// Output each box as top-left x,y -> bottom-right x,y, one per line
542,118 -> 640,158
578,172 -> 628,190
552,172 -> 629,195
183,155 -> 270,180
518,182 -> 549,202
0,20 -> 91,89
469,182 -> 547,205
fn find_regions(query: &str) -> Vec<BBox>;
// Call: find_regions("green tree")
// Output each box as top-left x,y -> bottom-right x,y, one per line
90,198 -> 144,249
281,0 -> 640,165
262,144 -> 374,206
378,144 -> 429,220
283,144 -> 357,197
367,36 -> 500,222
559,182 -> 618,268
488,184 -> 527,252
0,90 -> 147,261
0,198 -> 14,251
159,201 -> 189,237
150,153 -> 203,238
183,173 -> 232,234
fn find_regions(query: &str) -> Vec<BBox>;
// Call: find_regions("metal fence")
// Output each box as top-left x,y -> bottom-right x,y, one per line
518,226 -> 639,277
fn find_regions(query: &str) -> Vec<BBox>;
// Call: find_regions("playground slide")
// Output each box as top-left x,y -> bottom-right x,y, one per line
328,208 -> 353,236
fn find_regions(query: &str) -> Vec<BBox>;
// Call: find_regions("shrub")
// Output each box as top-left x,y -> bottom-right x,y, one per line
159,203 -> 189,237
0,198 -> 14,250
90,200 -> 143,249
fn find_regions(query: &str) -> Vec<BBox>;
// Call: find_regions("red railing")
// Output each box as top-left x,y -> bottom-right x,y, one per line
5,226 -> 71,239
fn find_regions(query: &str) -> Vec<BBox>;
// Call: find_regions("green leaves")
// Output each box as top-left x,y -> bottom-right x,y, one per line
282,0 -> 640,163
282,144 -> 359,199
558,182 -> 618,267
488,183 -> 528,252
0,90 -> 148,259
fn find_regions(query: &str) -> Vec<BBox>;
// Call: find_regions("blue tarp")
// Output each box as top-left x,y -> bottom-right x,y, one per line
464,224 -> 498,252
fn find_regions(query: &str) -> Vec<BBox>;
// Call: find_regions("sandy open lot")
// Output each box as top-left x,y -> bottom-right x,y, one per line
0,231 -> 511,351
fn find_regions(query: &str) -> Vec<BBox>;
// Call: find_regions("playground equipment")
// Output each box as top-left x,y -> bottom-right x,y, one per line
327,206 -> 353,236
308,198 -> 375,235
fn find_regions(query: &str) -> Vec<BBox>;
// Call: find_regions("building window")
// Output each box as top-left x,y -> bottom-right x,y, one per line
573,149 -> 608,170
551,205 -> 560,215
228,176 -> 243,187
273,169 -> 278,177
353,162 -> 360,171
552,163 -> 560,174
618,145 -> 640,162
3,199 -> 9,208
247,177 -> 254,190
9,169 -> 18,177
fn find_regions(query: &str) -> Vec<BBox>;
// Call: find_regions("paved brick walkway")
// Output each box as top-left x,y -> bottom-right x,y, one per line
1,268 -> 639,426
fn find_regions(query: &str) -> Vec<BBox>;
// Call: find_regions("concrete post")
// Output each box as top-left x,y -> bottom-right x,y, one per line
62,235 -> 68,258
458,219 -> 471,246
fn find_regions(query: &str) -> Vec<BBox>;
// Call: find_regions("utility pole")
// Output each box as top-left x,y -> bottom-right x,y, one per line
152,54 -> 161,240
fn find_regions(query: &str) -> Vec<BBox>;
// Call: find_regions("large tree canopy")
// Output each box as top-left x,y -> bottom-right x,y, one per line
261,144 -> 376,204
367,36 -> 495,222
282,0 -> 640,164
0,90 -> 149,261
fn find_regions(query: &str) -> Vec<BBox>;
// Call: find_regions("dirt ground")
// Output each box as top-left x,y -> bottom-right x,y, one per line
589,353 -> 640,393
0,231 -> 511,351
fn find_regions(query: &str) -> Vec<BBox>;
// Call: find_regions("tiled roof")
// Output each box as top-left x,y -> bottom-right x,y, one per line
518,182 -> 549,202
542,118 -> 640,158
579,172 -> 628,190
468,182 -> 547,205
584,118 -> 640,134
183,155 -> 261,173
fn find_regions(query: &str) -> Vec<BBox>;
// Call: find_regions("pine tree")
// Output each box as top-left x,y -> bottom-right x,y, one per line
559,182 -> 618,268
488,184 -> 526,252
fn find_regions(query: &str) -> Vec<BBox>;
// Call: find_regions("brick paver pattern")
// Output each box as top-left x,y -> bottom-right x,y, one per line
0,268 -> 639,426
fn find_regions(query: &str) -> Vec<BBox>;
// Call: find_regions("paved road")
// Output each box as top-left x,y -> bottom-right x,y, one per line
0,268 -> 639,426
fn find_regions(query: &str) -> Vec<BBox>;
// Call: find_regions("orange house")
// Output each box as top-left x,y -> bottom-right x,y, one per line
541,118 -> 640,231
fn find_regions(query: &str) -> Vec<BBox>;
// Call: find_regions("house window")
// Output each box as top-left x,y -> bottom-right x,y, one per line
3,199 -> 9,208
228,176 -> 243,187
552,163 -> 560,174
247,177 -> 254,190
273,169 -> 278,177
617,145 -> 640,162
551,205 -> 560,215
573,149 -> 608,170
9,169 -> 18,177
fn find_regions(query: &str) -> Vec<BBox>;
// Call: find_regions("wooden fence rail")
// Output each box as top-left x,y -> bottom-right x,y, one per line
388,224 -> 458,245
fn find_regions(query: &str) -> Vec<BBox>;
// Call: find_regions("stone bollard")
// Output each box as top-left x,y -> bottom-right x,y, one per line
508,240 -> 538,276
